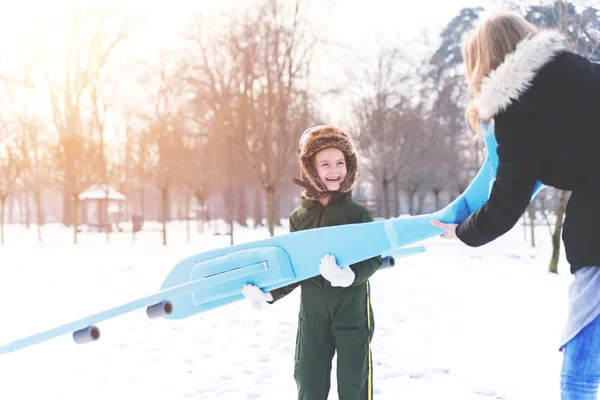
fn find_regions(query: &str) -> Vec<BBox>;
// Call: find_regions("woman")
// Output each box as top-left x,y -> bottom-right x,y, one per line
431,12 -> 600,399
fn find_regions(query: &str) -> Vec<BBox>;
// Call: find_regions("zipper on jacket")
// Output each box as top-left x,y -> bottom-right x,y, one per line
315,205 -> 326,288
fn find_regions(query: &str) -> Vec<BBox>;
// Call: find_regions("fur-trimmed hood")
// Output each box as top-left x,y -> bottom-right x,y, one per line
296,125 -> 358,201
472,30 -> 598,121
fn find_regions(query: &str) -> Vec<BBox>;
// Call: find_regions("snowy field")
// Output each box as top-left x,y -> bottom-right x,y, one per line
0,219 -> 577,399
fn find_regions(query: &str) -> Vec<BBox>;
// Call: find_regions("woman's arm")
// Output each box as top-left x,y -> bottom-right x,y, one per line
455,115 -> 543,246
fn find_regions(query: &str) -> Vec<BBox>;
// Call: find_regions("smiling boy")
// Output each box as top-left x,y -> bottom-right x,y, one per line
242,125 -> 382,400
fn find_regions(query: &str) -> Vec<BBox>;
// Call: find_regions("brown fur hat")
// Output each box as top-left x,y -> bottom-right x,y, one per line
297,125 -> 358,200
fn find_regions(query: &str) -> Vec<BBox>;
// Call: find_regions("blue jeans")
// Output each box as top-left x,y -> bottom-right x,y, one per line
561,312 -> 600,399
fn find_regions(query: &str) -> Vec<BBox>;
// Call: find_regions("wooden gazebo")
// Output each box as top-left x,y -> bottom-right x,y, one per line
78,184 -> 126,232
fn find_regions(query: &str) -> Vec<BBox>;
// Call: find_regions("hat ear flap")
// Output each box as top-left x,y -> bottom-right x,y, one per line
292,177 -> 320,200
297,158 -> 327,200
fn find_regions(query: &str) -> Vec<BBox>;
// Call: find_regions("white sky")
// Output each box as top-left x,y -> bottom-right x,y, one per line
0,0 -> 501,83
0,0 -> 504,129
130,0 -> 501,66
138,0 -> 497,45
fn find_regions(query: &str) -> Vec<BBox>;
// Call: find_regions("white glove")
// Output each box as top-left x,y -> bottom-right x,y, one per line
241,284 -> 273,310
319,254 -> 355,288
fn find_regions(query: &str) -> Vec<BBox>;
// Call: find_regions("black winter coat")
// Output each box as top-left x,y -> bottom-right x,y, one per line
456,30 -> 600,273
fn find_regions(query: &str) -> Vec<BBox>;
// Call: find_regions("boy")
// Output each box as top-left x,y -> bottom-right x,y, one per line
242,125 -> 382,400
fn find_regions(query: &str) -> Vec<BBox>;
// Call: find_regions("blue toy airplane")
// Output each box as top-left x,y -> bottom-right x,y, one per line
0,125 -> 546,354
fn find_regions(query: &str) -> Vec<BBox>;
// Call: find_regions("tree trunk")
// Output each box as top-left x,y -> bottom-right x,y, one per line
8,195 -> 14,224
274,196 -> 282,227
225,188 -> 234,244
548,190 -> 570,274
527,202 -> 536,247
236,186 -> 248,227
196,196 -> 205,233
116,202 -> 122,231
105,191 -> 110,243
416,191 -> 427,215
0,196 -> 5,244
139,185 -> 145,221
253,187 -> 263,228
186,189 -> 191,242
432,188 -> 442,211
162,188 -> 168,245
124,192 -> 131,224
393,178 -> 400,217
407,184 -> 419,215
266,185 -> 275,237
382,179 -> 390,219
177,191 -> 185,220
73,195 -> 80,245
448,191 -> 456,203
63,185 -> 72,226
23,192 -> 30,228
34,190 -> 43,242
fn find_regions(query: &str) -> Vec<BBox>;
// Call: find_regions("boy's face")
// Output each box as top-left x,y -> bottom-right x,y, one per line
313,147 -> 347,192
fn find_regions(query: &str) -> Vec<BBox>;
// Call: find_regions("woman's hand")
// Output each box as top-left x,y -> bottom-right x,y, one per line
430,220 -> 458,239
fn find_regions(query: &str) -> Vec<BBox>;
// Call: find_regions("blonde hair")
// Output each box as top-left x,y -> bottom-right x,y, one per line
462,12 -> 539,133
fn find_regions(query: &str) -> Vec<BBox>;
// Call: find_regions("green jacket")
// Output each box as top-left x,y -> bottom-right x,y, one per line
270,192 -> 382,303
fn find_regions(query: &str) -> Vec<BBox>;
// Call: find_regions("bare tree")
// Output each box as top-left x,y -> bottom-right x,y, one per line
185,0 -> 318,236
426,7 -> 484,200
138,57 -> 187,245
90,84 -> 115,241
179,123 -> 221,241
120,109 -> 148,226
18,117 -> 56,242
351,45 -> 424,218
5,77 -> 36,232
0,58 -> 50,243
42,7 -> 133,244
0,138 -> 22,243
0,13 -> 63,242
184,14 -> 251,243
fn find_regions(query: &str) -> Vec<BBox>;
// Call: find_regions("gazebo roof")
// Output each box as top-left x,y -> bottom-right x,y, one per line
79,184 -> 126,201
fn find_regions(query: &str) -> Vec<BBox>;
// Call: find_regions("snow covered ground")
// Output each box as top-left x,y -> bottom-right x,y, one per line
0,220 -> 577,399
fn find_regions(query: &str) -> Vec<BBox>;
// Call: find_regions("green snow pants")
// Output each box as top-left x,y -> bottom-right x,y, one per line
293,279 -> 375,400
